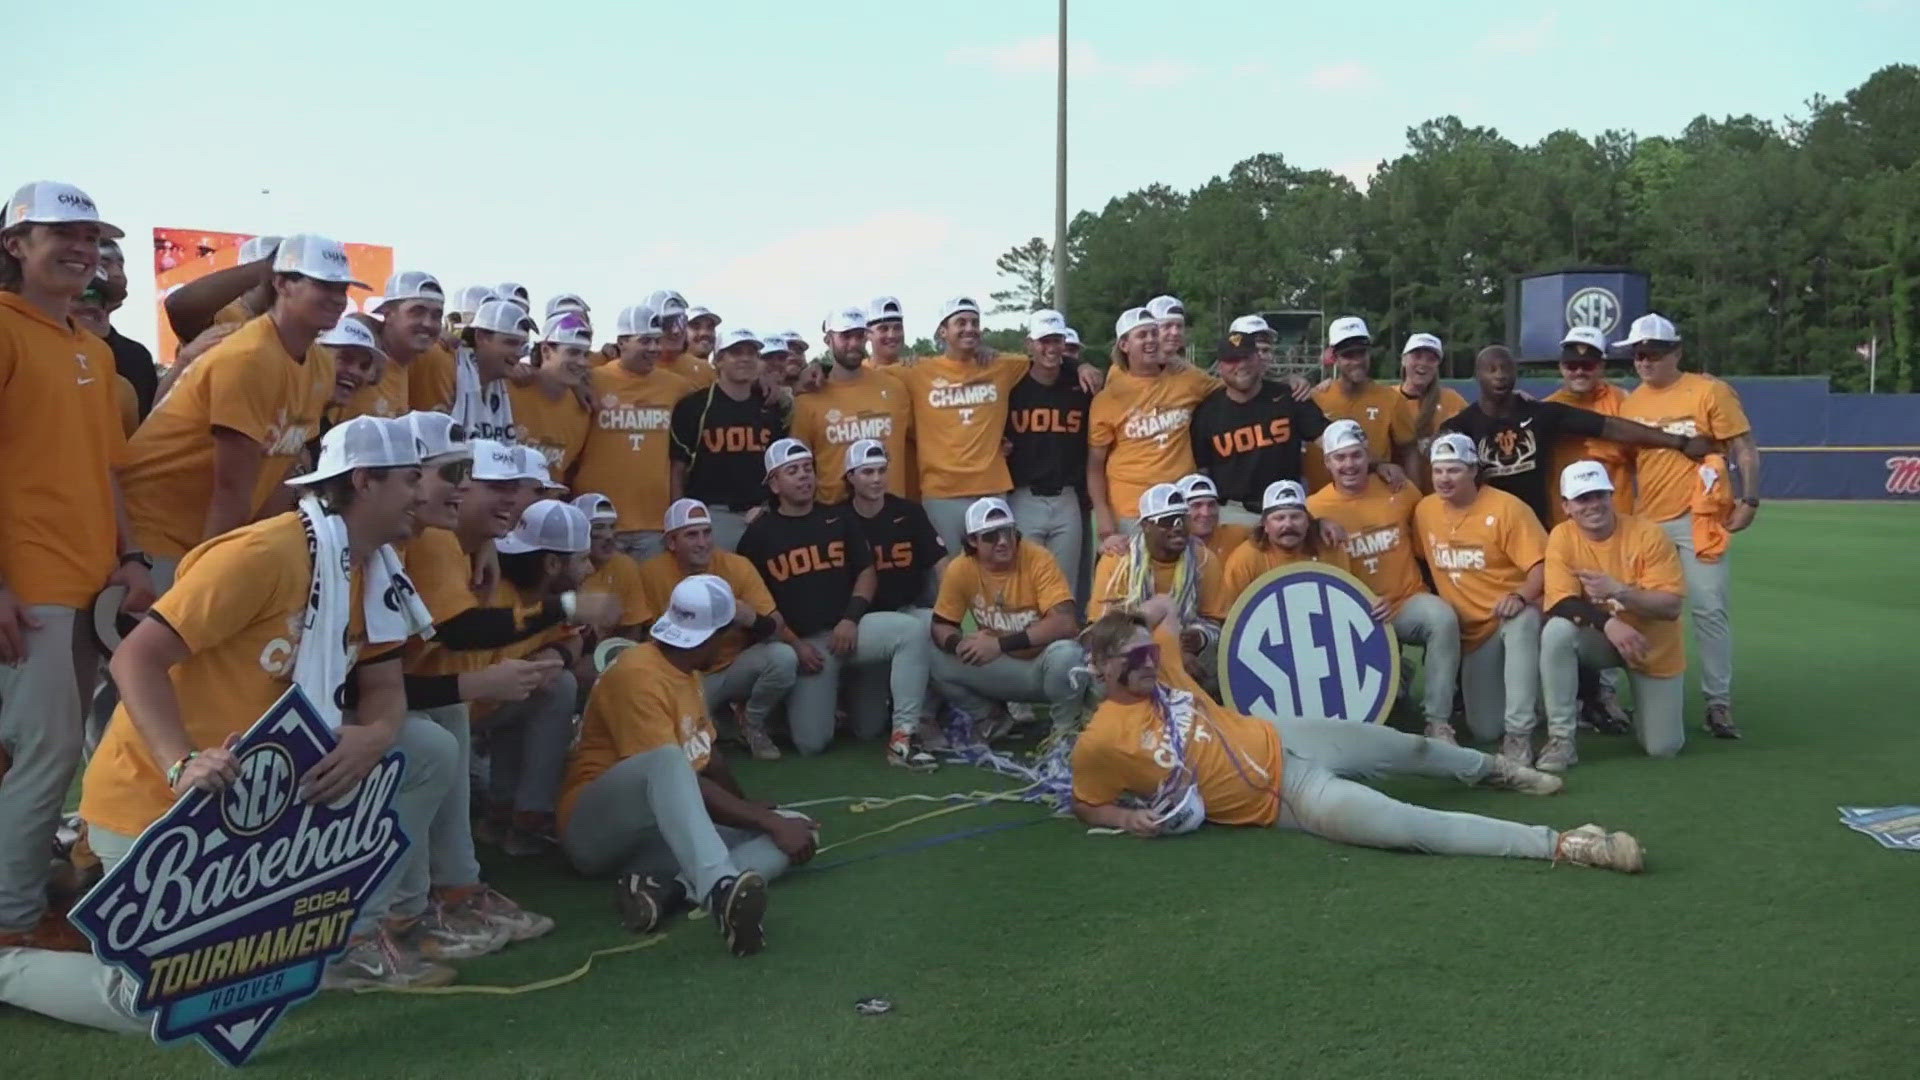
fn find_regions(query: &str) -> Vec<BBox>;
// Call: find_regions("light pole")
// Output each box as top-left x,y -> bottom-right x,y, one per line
1053,0 -> 1068,315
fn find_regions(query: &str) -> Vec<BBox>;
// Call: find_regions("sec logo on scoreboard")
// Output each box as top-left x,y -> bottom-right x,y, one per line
1217,563 -> 1400,725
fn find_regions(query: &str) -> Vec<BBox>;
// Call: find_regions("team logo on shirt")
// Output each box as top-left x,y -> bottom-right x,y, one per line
823,409 -> 894,444
1219,563 -> 1400,725
1122,406 -> 1192,447
1478,428 -> 1539,479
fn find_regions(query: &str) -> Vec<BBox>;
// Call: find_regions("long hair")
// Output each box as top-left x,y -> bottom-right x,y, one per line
1081,608 -> 1150,665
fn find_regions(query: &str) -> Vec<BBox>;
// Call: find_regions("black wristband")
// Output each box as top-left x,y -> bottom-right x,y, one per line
749,613 -> 777,640
998,630 -> 1032,653
939,633 -> 960,655
1547,596 -> 1611,630
843,596 -> 870,622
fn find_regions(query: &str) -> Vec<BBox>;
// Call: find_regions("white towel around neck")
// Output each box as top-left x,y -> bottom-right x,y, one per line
452,345 -> 516,442
294,495 -> 436,729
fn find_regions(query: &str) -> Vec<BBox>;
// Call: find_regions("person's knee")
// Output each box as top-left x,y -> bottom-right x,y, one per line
1540,616 -> 1579,654
399,718 -> 461,790
759,643 -> 800,688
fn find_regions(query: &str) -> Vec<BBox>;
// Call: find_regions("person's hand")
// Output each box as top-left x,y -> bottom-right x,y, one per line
1493,592 -> 1526,620
956,631 -> 1003,666
470,545 -> 500,595
1178,626 -> 1204,655
1603,616 -> 1649,666
1313,375 -> 1334,394
171,734 -> 242,796
301,723 -> 399,803
174,321 -> 243,371
766,815 -> 818,864
1679,435 -> 1713,460
1134,595 -> 1174,629
468,657 -> 565,703
1376,463 -> 1410,492
1575,569 -> 1625,603
570,590 -> 623,631
109,561 -> 156,620
1728,502 -> 1757,533
1317,518 -> 1349,547
1285,374 -> 1314,402
0,586 -> 42,664
1115,808 -> 1162,838
1075,364 -> 1104,393
732,603 -> 760,629
795,363 -> 827,394
506,362 -> 539,386
794,639 -> 825,674
1099,531 -> 1128,557
829,617 -> 858,657
1368,597 -> 1392,624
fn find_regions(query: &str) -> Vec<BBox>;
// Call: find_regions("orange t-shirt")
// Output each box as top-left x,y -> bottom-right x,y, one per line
115,375 -> 140,438
211,299 -> 254,328
335,353 -> 410,421
1544,381 -> 1633,523
584,552 -> 650,629
1070,689 -> 1282,827
659,352 -> 715,389
122,315 -> 335,558
1221,538 -> 1353,599
0,293 -> 126,607
407,343 -> 457,412
398,527 -> 479,676
559,642 -> 714,829
789,368 -> 912,504
509,381 -> 591,476
633,549 -> 776,670
1201,523 -> 1252,563
1544,513 -> 1686,678
894,354 -> 1031,499
80,513 -> 368,836
1089,366 -> 1219,520
1618,372 -> 1751,523
933,541 -> 1072,659
572,363 -> 693,532
1089,546 -> 1230,622
1413,485 -> 1548,650
1308,477 -> 1427,614
1308,380 -> 1415,491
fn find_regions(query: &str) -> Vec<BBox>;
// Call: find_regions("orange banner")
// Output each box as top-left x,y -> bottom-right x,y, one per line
152,228 -> 393,365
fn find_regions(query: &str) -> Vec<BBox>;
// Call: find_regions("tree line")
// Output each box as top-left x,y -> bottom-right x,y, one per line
987,64 -> 1920,393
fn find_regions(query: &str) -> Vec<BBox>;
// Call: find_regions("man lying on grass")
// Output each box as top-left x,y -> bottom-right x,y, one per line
1066,601 -> 1645,872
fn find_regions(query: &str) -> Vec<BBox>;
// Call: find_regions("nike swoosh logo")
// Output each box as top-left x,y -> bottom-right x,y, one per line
892,517 -> 907,525
76,378 -> 96,385
1518,419 -> 1532,428
823,517 -> 840,525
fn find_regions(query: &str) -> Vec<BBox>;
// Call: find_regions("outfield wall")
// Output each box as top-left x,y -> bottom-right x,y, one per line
1447,376 -> 1920,500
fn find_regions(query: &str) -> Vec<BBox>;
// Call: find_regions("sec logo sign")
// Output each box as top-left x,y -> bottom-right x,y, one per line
1565,287 -> 1621,336
1218,563 -> 1400,725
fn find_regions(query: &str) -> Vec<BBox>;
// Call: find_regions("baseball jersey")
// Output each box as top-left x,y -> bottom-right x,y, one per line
1543,382 -> 1633,523
584,552 -> 649,629
853,494 -> 946,612
895,354 -> 1030,499
1307,477 -> 1427,614
735,503 -> 873,638
1189,384 -> 1331,511
571,362 -> 693,533
1221,538 -> 1353,599
1200,524 -> 1253,564
334,352 -> 410,421
659,351 -> 715,389
669,383 -> 786,511
560,642 -> 715,830
1399,384 -> 1470,456
789,368 -> 911,504
932,540 -> 1072,660
1070,690 -> 1282,827
407,343 -> 458,412
1089,366 -> 1219,522
1442,399 -> 1609,524
1005,368 -> 1092,495
1545,513 -> 1687,678
1413,485 -> 1548,650
0,293 -> 126,607
122,315 -> 335,558
633,549 -> 775,671
1619,373 -> 1751,523
1307,380 -> 1414,492
509,381 -> 591,476
1089,546 -> 1230,621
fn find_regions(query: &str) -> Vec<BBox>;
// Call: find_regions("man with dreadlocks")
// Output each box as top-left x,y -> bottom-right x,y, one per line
1089,483 -> 1229,695
1065,604 -> 1646,873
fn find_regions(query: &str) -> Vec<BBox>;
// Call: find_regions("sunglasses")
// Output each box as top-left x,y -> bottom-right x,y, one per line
1144,513 -> 1188,529
436,459 -> 471,483
975,527 -> 1016,545
1336,347 -> 1370,360
1118,641 -> 1161,677
1561,358 -> 1602,372
1633,346 -> 1676,361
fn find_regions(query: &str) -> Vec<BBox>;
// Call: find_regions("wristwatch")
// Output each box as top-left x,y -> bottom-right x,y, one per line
119,550 -> 153,569
1741,498 -> 1760,508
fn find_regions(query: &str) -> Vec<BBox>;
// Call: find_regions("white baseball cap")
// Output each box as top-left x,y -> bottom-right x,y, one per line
1146,295 -> 1186,323
496,281 -> 530,305
716,327 -> 763,353
451,285 -> 496,318
512,445 -> 562,490
238,235 -> 282,263
1615,313 -> 1680,349
1229,314 -> 1273,337
572,492 -> 618,523
844,438 -> 888,473
1261,480 -> 1308,512
937,295 -> 981,326
643,289 -> 689,320
686,305 -> 721,325
1114,306 -> 1157,339
1137,483 -> 1188,522
1430,431 -> 1479,465
825,306 -> 868,333
964,496 -> 1016,537
1175,473 -> 1220,505
377,271 -> 444,312
1402,332 -> 1443,356
273,233 -> 369,288
545,293 -> 589,317
540,311 -> 594,348
764,437 -> 813,476
1027,309 -> 1068,339
1063,327 -> 1081,348
663,497 -> 714,534
317,316 -> 388,360
285,416 -> 420,486
470,439 -> 524,481
1327,316 -> 1371,348
1320,419 -> 1369,457
867,295 -> 904,324
4,181 -> 123,239
470,298 -> 536,337
1560,460 -> 1615,501
648,574 -> 736,649
403,411 -> 471,462
1561,325 -> 1609,355
615,303 -> 666,338
496,499 -> 591,555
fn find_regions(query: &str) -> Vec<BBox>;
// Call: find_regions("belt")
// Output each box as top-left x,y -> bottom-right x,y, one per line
1023,483 -> 1074,498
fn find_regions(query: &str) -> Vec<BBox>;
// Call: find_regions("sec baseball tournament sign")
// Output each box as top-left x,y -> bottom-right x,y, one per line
68,688 -> 410,1067
1218,563 -> 1400,725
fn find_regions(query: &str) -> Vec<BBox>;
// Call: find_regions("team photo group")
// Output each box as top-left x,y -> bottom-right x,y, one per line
0,180 -> 1764,1050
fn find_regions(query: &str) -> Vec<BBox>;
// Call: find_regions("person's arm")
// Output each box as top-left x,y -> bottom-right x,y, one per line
302,656 -> 408,802
1088,442 -> 1116,539
669,460 -> 687,504
1594,413 -> 1704,457
108,616 -> 199,780
930,614 -> 966,655
433,599 -> 570,650
701,751 -> 748,799
205,428 -> 265,541
164,259 -> 270,343
1518,561 -> 1544,605
1022,601 -> 1079,648
1072,799 -> 1160,837
698,766 -> 816,864
107,475 -> 156,617
1612,584 -> 1682,621
1726,431 -> 1760,529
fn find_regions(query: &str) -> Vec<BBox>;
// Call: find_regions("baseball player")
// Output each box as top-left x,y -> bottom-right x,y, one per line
1091,484 -> 1230,691
571,303 -> 694,562
1188,332 -> 1331,528
1005,309 -> 1092,606
1221,480 -> 1365,599
669,327 -> 787,550
790,306 -> 912,504
1088,307 -> 1217,546
844,440 -> 946,767
1175,473 -> 1252,563
1305,316 -> 1419,493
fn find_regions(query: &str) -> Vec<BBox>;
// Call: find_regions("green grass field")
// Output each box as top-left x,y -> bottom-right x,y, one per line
6,502 -> 1918,1079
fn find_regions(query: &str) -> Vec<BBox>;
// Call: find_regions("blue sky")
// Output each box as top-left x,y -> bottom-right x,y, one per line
4,0 -> 1914,346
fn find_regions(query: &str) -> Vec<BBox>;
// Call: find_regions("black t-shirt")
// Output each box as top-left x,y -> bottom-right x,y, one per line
670,384 -> 787,511
1441,399 -> 1607,523
107,329 -> 157,419
1005,371 -> 1092,495
735,503 -> 873,637
852,494 -> 947,612
1189,385 -> 1331,511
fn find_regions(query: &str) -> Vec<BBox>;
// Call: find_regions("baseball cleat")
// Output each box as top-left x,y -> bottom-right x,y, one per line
1499,731 -> 1535,767
1483,754 -> 1564,796
887,731 -> 938,771
1554,824 -> 1644,873
708,872 -> 769,958
1704,703 -> 1741,740
615,873 -> 688,935
1423,722 -> 1459,746
1535,736 -> 1578,774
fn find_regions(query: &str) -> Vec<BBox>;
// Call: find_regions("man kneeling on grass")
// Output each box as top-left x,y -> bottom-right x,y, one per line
558,576 -> 818,956
1067,603 -> 1645,873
